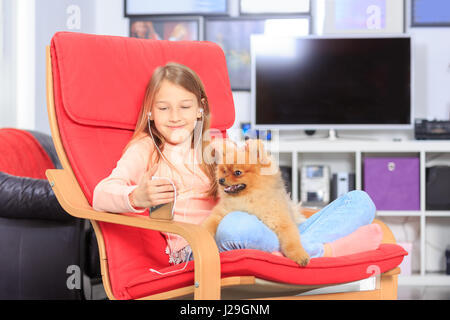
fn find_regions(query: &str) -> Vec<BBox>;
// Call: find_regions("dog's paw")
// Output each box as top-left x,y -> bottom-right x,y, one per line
296,254 -> 310,267
287,249 -> 310,267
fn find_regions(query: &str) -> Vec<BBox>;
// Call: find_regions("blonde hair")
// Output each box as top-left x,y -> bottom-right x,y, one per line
124,62 -> 218,199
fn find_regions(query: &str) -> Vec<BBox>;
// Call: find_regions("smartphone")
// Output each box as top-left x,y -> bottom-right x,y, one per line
149,201 -> 174,220
149,176 -> 175,220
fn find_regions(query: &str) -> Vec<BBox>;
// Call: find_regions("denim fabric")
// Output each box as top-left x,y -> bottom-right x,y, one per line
214,190 -> 376,258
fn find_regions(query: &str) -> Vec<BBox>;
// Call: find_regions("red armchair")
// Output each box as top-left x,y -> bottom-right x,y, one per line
45,32 -> 406,300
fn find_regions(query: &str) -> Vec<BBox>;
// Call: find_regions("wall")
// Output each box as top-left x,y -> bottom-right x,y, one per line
35,0 -> 96,135
0,0 -> 97,133
95,0 -> 128,36
406,0 -> 450,122
0,0 -> 16,128
408,28 -> 450,121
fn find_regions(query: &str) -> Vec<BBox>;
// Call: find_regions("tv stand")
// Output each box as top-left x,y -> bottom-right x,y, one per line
327,129 -> 338,141
325,129 -> 379,141
282,130 -> 385,142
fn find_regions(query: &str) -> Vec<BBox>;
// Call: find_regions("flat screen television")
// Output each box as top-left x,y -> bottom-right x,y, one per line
250,35 -> 413,131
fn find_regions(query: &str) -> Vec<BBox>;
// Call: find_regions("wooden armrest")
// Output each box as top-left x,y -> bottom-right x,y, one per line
45,168 -> 221,299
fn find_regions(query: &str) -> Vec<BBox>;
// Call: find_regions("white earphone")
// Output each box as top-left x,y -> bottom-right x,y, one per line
146,105 -> 204,275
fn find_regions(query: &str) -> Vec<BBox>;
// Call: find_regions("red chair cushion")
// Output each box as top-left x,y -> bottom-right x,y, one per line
124,244 -> 407,299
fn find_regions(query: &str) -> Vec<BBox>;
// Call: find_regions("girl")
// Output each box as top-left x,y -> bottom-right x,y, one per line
93,62 -> 382,266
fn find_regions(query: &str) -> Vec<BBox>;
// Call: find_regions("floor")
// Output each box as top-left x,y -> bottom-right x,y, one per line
89,283 -> 450,300
397,286 -> 450,300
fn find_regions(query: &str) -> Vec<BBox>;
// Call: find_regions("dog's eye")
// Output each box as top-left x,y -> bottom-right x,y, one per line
234,170 -> 242,176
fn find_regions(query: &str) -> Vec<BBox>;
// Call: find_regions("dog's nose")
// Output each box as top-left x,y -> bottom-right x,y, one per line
219,178 -> 225,185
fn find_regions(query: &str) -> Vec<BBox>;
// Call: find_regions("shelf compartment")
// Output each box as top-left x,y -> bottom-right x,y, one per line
425,217 -> 450,276
297,152 -> 356,205
377,216 -> 421,276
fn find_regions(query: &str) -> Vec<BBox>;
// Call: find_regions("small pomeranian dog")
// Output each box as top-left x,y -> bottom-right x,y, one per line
202,138 -> 310,267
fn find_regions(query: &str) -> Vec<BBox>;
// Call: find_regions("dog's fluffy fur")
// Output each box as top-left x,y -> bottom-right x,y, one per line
202,139 -> 310,267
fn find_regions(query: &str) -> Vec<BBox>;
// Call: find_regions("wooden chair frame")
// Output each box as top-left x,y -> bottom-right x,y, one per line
45,46 -> 400,300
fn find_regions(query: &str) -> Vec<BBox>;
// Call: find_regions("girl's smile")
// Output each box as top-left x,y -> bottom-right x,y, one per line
168,125 -> 185,130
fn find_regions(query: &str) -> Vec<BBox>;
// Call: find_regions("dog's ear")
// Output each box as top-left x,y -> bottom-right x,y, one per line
245,139 -> 271,166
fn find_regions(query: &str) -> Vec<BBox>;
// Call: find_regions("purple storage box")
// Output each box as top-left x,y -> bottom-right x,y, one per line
364,157 -> 420,211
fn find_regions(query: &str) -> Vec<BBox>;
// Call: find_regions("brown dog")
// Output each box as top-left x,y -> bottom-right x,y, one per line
202,138 -> 310,267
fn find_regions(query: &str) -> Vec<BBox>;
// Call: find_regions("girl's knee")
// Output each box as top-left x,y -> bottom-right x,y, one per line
348,190 -> 375,207
347,190 -> 376,222
215,211 -> 279,252
215,211 -> 254,240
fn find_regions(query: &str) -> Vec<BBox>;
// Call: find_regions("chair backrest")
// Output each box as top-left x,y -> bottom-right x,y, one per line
50,32 -> 235,299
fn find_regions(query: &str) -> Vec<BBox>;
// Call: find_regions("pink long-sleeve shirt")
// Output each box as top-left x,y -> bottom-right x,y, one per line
92,135 -> 218,252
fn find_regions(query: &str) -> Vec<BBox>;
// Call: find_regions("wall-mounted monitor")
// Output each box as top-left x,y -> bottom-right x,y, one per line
251,35 -> 413,130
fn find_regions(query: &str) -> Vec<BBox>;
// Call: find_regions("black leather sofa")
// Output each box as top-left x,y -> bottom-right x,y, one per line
0,129 -> 101,300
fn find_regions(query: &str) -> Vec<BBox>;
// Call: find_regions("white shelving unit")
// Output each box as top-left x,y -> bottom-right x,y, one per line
269,138 -> 450,286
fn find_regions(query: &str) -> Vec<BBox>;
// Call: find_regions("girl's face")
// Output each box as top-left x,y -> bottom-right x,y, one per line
152,80 -> 202,146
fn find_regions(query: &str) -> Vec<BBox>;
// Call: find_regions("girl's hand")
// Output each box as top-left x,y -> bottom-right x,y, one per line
129,165 -> 176,209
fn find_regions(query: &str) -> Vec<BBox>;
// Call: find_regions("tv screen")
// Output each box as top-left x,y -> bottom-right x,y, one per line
251,36 -> 412,130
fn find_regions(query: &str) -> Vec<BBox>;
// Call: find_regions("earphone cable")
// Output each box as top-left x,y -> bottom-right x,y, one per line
147,110 -> 204,274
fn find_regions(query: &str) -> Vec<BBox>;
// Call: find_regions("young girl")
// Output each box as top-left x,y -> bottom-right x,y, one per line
93,62 -> 382,266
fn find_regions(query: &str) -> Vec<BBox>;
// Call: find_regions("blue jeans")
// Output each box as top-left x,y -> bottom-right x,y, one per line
214,190 -> 376,258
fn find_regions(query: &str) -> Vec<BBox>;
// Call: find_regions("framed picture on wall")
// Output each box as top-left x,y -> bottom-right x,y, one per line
239,0 -> 310,15
319,0 -> 404,34
411,0 -> 450,27
205,17 -> 310,90
130,17 -> 200,41
125,0 -> 228,17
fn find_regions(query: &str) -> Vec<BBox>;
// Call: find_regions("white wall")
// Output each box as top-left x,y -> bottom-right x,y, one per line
405,0 -> 450,121
409,28 -> 450,121
0,0 -> 97,134
95,0 -> 128,36
35,0 -> 97,135
16,0 -> 35,131
0,0 -> 17,128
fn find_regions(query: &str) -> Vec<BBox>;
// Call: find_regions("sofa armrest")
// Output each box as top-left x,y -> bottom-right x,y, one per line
0,171 -> 75,222
45,169 -> 221,300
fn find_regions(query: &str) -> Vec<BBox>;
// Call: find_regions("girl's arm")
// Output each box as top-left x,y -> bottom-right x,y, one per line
92,138 -> 152,213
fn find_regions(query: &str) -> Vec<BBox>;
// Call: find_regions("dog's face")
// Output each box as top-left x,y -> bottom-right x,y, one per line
212,139 -> 274,197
